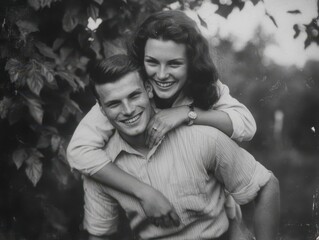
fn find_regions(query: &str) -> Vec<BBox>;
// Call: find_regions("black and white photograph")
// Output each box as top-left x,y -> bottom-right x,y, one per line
0,0 -> 318,239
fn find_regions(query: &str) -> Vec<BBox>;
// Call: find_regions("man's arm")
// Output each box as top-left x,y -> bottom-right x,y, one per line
206,128 -> 280,239
88,234 -> 114,240
254,173 -> 280,240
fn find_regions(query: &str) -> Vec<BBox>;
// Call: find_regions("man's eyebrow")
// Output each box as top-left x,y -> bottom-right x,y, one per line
104,99 -> 120,106
128,89 -> 142,97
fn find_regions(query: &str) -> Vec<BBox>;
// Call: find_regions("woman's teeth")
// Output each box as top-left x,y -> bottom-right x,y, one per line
155,81 -> 174,88
123,114 -> 141,124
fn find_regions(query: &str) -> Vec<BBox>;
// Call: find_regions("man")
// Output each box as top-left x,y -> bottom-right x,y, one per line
81,54 -> 280,240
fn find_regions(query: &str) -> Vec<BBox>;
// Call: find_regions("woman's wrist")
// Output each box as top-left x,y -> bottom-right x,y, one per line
179,105 -> 190,124
134,183 -> 156,201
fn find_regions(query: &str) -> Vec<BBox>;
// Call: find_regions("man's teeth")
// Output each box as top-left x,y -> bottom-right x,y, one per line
156,81 -> 174,87
124,114 -> 140,124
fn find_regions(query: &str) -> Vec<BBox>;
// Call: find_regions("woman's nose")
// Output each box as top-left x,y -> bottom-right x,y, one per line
156,66 -> 169,80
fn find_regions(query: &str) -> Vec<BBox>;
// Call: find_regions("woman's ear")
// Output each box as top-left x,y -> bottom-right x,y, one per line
144,82 -> 153,98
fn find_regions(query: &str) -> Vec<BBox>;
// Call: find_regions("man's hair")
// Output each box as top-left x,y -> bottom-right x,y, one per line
128,10 -> 219,110
88,54 -> 144,104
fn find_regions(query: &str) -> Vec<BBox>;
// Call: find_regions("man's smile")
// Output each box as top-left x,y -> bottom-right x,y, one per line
120,112 -> 143,125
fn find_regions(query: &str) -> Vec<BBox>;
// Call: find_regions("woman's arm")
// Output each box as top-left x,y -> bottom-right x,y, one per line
212,80 -> 257,142
145,81 -> 256,147
67,103 -> 179,227
67,103 -> 115,175
145,105 -> 233,148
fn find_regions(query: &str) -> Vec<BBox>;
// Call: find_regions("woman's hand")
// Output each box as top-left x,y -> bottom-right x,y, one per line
138,186 -> 181,228
146,106 -> 189,148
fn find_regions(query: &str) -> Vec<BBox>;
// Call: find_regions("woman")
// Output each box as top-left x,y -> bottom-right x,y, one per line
67,10 -> 256,228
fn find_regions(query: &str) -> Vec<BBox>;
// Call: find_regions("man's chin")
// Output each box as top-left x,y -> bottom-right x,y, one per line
118,125 -> 146,137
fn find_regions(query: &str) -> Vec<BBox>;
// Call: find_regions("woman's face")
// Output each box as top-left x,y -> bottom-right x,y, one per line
144,38 -> 188,100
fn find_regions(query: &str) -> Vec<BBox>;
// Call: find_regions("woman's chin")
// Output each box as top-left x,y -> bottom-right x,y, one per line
153,89 -> 177,100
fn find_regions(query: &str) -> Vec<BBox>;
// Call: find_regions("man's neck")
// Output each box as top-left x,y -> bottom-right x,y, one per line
119,132 -> 149,156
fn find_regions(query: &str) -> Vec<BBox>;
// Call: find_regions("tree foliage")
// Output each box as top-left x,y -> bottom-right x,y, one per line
0,0 -> 318,239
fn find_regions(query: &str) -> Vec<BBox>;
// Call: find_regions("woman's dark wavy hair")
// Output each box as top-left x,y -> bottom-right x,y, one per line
128,10 -> 219,110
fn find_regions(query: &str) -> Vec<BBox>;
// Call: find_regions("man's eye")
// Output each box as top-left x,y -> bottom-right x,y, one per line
131,93 -> 141,99
107,103 -> 119,108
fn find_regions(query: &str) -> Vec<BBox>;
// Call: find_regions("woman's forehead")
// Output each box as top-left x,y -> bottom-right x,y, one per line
144,39 -> 187,59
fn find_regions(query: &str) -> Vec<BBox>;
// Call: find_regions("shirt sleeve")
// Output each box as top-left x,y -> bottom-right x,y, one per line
213,80 -> 257,142
67,103 -> 115,176
212,130 -> 271,205
83,176 -> 119,236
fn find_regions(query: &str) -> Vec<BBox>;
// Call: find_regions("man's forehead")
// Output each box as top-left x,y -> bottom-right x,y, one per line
96,71 -> 145,100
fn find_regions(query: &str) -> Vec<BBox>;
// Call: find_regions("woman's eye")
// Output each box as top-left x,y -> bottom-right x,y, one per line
170,62 -> 183,68
145,60 -> 157,66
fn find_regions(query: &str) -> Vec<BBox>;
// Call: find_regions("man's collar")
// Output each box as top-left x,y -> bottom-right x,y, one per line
107,128 -> 165,162
107,131 -> 142,162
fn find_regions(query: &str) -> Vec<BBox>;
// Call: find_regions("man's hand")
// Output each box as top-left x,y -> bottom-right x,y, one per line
138,187 -> 181,228
146,106 -> 188,148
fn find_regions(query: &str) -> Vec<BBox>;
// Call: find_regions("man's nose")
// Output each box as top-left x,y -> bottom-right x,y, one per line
156,66 -> 169,80
122,101 -> 134,115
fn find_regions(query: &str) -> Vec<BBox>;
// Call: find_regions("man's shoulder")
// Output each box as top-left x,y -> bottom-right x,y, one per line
172,125 -> 222,141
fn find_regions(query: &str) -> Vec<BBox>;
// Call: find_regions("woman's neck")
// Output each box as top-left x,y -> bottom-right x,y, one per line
153,90 -> 181,109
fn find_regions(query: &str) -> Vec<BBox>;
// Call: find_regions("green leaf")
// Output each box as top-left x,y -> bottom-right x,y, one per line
28,0 -> 61,10
25,149 -> 43,186
27,72 -> 44,96
12,148 -> 29,169
5,59 -> 21,83
93,0 -> 104,5
16,20 -> 39,35
87,4 -> 100,21
57,144 -> 68,165
42,201 -> 68,232
51,156 -> 70,188
59,47 -> 73,63
37,132 -> 52,149
28,0 -> 41,10
62,11 -> 79,32
25,97 -> 44,124
56,71 -> 78,90
0,97 -> 13,119
40,0 -> 61,8
40,64 -> 55,83
57,105 -> 70,124
52,38 -> 66,51
34,41 -> 58,60
67,99 -> 82,114
8,99 -> 26,125
51,134 -> 61,153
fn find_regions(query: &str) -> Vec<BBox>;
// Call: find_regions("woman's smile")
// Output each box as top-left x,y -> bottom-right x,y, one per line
144,38 -> 188,100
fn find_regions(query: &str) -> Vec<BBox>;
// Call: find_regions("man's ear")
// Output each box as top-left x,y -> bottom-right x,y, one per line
99,104 -> 107,117
144,82 -> 153,98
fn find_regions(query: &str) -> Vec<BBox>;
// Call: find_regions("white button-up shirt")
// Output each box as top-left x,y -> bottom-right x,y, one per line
83,125 -> 270,239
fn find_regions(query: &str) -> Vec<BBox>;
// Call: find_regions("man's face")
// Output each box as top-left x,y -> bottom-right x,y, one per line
96,71 -> 153,138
